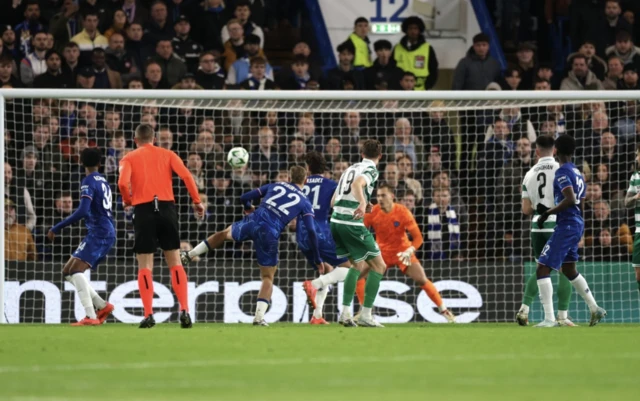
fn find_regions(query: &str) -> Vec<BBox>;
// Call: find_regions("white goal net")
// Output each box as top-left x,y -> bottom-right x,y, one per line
2,90 -> 639,324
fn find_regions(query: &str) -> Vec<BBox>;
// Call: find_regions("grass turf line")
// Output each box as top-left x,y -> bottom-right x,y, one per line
0,324 -> 638,401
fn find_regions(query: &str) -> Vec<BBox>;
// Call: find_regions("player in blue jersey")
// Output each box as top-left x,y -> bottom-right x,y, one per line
47,148 -> 117,326
535,135 -> 606,327
182,166 -> 330,326
297,152 -> 351,325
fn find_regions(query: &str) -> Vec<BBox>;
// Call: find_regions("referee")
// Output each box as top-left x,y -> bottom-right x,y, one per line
118,124 -> 204,328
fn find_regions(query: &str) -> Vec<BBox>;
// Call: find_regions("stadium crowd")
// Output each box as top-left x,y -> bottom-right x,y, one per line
1,0 -> 638,264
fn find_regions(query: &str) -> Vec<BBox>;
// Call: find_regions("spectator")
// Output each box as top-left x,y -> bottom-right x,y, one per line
479,119 -> 515,193
337,111 -> 365,162
2,26 -> 20,66
613,100 -> 638,144
4,200 -> 37,261
207,169 -> 244,233
0,55 -> 22,87
127,76 -> 143,89
332,159 -> 349,181
393,16 -> 438,90
324,137 -> 344,167
156,127 -> 175,153
90,48 -> 122,89
618,63 -> 640,89
589,131 -> 627,191
250,127 -> 283,178
569,40 -> 607,80
15,146 -> 47,219
180,192 -> 216,243
227,34 -> 271,85
61,41 -> 81,83
399,71 -> 416,91
143,1 -> 174,47
584,227 -> 630,261
324,40 -> 365,90
193,0 -> 231,52
396,155 -> 424,199
151,39 -> 187,87
238,56 -> 276,90
535,63 -> 556,89
287,138 -> 306,166
143,59 -> 169,89
186,153 -> 207,192
122,0 -> 149,26
124,23 -> 150,73
104,9 -> 128,40
14,0 -> 45,58
515,42 -> 536,90
502,66 -> 522,90
452,33 -> 501,90
560,54 -> 605,90
585,199 -> 632,251
76,66 -> 95,88
49,0 -> 81,53
420,104 -> 456,172
172,72 -> 203,90
20,31 -> 48,87
486,106 -> 535,143
605,30 -> 640,67
105,131 -> 127,178
4,162 -> 37,231
277,55 -> 311,90
42,191 -> 82,257
70,12 -> 108,68
220,1 -> 264,48
426,188 -> 462,260
592,0 -> 634,56
221,19 -> 246,71
346,17 -> 371,69
105,33 -> 137,83
33,49 -> 73,88
293,114 -> 323,152
279,40 -> 323,83
196,51 -> 225,89
382,162 -> 417,200
190,130 -> 222,165
364,39 -> 403,90
388,118 -> 421,168
603,55 -> 624,89
172,15 -> 202,74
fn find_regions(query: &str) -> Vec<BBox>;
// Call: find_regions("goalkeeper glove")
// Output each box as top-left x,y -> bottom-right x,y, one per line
397,246 -> 415,266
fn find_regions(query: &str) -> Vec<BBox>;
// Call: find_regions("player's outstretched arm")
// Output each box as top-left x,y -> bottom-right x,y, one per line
48,196 -> 92,240
169,152 -> 202,205
239,184 -> 270,212
117,159 -> 133,206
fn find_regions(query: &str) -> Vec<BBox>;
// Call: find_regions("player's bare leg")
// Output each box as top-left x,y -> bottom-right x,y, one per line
561,263 -> 606,326
64,258 -> 107,326
404,262 -> 456,323
182,225 -> 233,265
254,266 -> 276,326
137,254 -> 156,328
165,250 -> 192,328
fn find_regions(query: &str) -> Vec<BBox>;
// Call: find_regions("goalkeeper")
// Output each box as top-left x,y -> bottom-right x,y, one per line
517,135 -> 574,326
363,184 -> 456,323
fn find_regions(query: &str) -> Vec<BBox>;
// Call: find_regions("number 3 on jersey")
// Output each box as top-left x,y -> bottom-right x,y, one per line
102,183 -> 113,211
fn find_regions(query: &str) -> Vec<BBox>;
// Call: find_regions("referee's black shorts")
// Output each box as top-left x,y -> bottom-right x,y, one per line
133,200 -> 180,254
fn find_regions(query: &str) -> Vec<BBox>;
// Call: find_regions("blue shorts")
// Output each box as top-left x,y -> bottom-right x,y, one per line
231,216 -> 279,267
298,232 -> 348,268
72,235 -> 115,270
537,224 -> 583,270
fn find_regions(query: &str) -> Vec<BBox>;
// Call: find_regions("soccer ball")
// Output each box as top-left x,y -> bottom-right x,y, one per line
227,147 -> 249,169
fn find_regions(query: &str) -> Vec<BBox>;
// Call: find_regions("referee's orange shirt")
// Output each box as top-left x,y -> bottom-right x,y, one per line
118,143 -> 201,206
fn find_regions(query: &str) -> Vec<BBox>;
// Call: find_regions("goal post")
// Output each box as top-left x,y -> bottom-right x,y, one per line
2,89 -> 640,325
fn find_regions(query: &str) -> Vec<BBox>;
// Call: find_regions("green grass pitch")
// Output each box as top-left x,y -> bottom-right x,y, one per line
1,323 -> 639,401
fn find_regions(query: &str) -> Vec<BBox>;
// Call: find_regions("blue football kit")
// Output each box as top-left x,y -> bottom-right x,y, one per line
538,162 -> 586,270
296,175 -> 348,267
232,182 -> 322,267
52,172 -> 116,269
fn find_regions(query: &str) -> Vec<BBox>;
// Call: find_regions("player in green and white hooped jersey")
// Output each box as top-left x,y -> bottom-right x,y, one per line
623,144 -> 640,299
517,136 -> 575,326
330,139 -> 387,328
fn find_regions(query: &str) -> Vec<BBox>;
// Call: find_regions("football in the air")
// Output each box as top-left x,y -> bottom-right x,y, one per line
227,147 -> 249,169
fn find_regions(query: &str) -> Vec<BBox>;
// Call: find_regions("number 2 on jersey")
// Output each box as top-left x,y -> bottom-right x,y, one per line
266,185 -> 300,216
576,177 -> 585,204
537,172 -> 546,199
